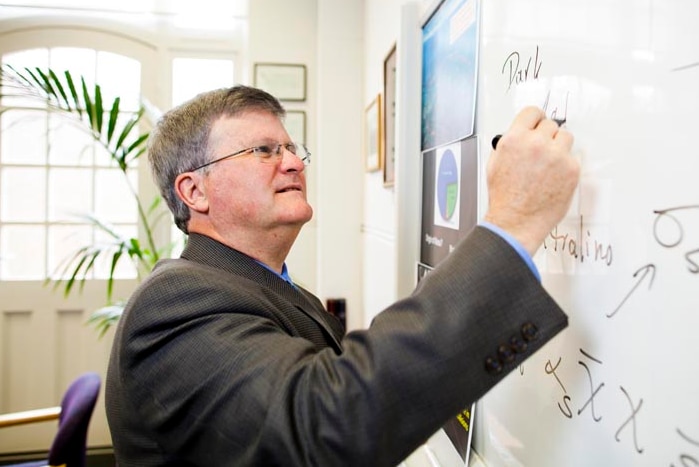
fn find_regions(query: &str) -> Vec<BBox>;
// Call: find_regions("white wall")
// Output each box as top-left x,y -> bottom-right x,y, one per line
361,0 -> 402,326
315,0 -> 364,330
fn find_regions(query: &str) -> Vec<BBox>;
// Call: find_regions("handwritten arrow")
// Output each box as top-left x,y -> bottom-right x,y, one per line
607,263 -> 656,318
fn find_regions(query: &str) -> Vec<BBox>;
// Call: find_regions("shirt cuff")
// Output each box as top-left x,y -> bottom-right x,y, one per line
479,221 -> 541,282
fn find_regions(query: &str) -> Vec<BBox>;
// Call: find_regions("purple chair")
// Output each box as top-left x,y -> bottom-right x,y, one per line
0,372 -> 101,467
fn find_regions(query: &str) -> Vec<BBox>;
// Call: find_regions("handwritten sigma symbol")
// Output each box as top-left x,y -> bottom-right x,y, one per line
609,204 -> 699,319
652,205 -> 699,273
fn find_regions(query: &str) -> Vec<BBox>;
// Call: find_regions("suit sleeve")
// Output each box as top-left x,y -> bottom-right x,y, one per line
110,226 -> 567,467
311,225 -> 568,465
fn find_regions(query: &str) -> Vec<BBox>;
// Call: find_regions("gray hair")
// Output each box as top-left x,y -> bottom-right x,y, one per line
148,86 -> 286,233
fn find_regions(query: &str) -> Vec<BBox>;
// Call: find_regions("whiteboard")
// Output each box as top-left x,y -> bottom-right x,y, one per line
472,1 -> 699,466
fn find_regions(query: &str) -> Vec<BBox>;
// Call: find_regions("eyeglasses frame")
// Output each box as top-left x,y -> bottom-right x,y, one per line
190,142 -> 311,172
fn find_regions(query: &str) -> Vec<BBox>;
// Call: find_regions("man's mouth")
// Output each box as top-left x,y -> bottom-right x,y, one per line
277,186 -> 302,193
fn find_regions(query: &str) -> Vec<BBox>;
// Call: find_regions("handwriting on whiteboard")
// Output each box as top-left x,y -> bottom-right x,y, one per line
544,348 -> 645,455
543,215 -> 613,266
653,205 -> 699,274
543,347 -> 699,465
501,45 -> 542,91
671,428 -> 699,466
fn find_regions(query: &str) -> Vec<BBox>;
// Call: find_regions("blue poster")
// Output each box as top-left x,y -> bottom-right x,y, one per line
421,0 -> 479,151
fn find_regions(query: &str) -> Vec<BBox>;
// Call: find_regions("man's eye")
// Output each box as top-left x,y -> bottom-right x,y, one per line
252,146 -> 274,156
284,144 -> 298,155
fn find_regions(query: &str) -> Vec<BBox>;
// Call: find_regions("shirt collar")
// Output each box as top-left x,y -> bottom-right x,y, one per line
255,260 -> 296,288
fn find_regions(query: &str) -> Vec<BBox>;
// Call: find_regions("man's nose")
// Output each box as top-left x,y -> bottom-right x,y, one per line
279,145 -> 306,171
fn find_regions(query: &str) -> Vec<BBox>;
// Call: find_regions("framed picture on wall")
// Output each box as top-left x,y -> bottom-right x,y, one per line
364,94 -> 383,172
285,110 -> 307,145
254,63 -> 307,101
383,43 -> 397,187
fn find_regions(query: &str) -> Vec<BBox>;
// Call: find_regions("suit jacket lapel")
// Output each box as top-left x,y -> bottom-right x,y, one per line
180,234 -> 344,352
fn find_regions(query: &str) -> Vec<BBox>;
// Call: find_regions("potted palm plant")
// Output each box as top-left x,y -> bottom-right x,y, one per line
0,63 -> 174,336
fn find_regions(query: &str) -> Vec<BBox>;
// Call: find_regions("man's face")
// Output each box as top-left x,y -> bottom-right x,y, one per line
200,110 -> 313,236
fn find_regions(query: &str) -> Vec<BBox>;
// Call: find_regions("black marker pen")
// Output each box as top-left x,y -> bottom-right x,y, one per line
491,118 -> 566,150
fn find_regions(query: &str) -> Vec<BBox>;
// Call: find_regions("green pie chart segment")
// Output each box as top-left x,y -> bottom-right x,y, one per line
437,149 -> 459,221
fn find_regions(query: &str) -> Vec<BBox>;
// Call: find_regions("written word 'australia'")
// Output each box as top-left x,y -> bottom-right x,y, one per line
543,215 -> 613,266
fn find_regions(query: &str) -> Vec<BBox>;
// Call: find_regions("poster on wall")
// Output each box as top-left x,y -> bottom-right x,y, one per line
421,0 -> 480,151
420,136 -> 479,268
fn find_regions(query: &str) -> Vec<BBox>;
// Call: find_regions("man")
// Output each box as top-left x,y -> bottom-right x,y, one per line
106,85 -> 579,466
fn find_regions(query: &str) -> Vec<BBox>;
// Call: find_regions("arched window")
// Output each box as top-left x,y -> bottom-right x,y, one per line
1,46 -> 144,280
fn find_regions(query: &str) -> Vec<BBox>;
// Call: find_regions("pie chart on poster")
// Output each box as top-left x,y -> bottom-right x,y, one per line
436,149 -> 459,221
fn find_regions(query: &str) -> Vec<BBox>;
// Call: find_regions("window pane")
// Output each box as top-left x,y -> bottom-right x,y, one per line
0,225 -> 45,280
94,168 -> 137,223
97,51 -> 141,111
50,47 -> 95,86
1,167 -> 46,222
1,49 -> 49,108
48,167 -> 93,222
48,114 -> 95,166
47,224 -> 92,279
0,109 -> 47,165
1,44 -> 148,281
172,58 -> 234,106
94,136 -> 114,167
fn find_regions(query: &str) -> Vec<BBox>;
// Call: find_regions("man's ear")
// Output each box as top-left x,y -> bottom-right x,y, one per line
174,172 -> 209,214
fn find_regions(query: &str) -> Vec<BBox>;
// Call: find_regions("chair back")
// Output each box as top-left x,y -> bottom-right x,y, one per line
48,372 -> 101,467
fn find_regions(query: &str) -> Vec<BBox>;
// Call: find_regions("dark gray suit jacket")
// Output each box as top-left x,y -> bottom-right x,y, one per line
106,227 -> 567,466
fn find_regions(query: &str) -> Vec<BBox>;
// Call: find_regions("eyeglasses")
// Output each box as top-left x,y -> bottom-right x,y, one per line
191,142 -> 311,172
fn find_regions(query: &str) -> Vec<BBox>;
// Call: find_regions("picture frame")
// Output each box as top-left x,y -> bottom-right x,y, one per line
364,94 -> 383,173
285,110 -> 307,145
254,63 -> 307,101
383,44 -> 397,187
